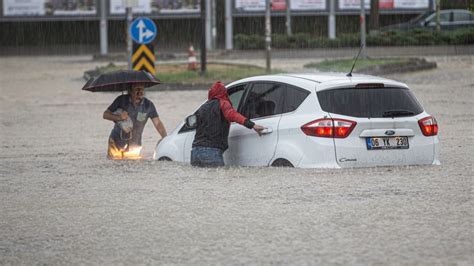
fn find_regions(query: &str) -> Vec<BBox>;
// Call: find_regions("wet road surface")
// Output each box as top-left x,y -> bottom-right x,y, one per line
0,55 -> 472,264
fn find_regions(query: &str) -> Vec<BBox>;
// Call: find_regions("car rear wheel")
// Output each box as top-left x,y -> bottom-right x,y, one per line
271,159 -> 294,168
158,157 -> 172,161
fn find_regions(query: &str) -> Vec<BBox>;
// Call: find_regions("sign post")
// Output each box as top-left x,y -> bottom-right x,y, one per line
285,0 -> 292,36
225,0 -> 233,50
329,0 -> 336,39
265,0 -> 272,73
129,17 -> 157,74
201,0 -> 207,75
100,0 -> 108,55
126,6 -> 133,70
360,0 -> 367,59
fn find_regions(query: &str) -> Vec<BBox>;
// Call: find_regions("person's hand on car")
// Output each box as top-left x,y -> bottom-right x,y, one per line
253,124 -> 265,136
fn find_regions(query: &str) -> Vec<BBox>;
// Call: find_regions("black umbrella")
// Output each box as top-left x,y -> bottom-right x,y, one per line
82,70 -> 160,92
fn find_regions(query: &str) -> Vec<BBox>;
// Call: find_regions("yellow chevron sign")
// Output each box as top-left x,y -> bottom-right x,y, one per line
132,44 -> 155,74
134,58 -> 155,73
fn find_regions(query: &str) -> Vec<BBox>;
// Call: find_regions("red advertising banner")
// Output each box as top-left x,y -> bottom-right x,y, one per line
271,0 -> 286,11
339,0 -> 428,9
379,0 -> 394,9
235,0 -> 325,11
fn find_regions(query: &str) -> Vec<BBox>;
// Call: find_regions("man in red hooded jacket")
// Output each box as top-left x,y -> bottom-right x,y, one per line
191,81 -> 265,167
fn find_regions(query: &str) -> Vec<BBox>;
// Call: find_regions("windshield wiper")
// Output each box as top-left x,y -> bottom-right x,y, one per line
382,110 -> 415,117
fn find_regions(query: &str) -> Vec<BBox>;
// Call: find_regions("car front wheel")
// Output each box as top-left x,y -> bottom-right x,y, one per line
271,159 -> 294,168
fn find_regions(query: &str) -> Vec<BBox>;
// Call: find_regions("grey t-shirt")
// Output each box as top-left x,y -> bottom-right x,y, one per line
107,94 -> 159,148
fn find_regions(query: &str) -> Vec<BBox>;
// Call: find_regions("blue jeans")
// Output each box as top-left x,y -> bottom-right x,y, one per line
191,146 -> 225,167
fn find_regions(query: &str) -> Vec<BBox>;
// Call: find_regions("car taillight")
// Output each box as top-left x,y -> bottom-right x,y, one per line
301,118 -> 356,138
418,116 -> 438,136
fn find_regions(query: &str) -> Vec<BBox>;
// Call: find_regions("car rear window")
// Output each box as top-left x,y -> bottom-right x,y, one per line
317,87 -> 423,118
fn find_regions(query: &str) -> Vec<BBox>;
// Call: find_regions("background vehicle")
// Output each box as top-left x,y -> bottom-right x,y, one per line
383,9 -> 474,31
154,74 -> 440,168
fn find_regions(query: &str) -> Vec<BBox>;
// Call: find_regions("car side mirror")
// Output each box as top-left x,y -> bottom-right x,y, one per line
185,114 -> 197,129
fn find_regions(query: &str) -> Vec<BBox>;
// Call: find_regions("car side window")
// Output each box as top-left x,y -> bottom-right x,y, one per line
282,85 -> 310,113
228,84 -> 246,109
178,84 -> 246,134
440,12 -> 451,22
428,12 -> 450,24
241,82 -> 285,119
453,12 -> 471,22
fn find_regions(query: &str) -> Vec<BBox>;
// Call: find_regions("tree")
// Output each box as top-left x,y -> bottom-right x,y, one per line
436,0 -> 441,32
369,0 -> 379,34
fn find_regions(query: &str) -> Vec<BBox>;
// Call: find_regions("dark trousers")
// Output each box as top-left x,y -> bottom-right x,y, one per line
191,146 -> 225,167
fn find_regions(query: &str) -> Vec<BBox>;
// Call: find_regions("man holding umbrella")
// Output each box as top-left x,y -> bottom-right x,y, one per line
82,70 -> 167,160
103,83 -> 167,159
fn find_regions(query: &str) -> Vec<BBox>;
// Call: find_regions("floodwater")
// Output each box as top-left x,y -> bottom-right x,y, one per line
0,55 -> 473,264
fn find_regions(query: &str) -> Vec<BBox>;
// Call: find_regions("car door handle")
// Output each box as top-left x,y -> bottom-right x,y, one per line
261,127 -> 273,134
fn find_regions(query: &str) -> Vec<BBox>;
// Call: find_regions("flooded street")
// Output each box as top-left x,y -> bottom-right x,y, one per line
0,55 -> 473,264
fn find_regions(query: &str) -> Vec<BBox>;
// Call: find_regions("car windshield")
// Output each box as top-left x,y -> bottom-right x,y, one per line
409,12 -> 433,23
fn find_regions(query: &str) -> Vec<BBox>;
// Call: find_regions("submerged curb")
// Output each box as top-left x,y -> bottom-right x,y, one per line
358,58 -> 437,75
83,58 -> 437,91
82,68 -> 213,91
153,83 -> 212,91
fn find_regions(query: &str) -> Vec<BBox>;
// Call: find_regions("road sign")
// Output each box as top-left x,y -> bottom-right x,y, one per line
132,43 -> 155,75
129,17 -> 157,45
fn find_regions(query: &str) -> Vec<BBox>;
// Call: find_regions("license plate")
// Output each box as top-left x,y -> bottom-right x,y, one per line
366,136 -> 409,150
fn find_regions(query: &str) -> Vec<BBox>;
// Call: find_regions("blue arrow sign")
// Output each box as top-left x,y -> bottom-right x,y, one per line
129,17 -> 157,45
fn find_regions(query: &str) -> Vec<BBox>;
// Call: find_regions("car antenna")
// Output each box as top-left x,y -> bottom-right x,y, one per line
347,44 -> 365,77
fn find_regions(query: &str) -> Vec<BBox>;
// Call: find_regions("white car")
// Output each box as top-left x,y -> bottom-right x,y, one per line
154,73 -> 440,168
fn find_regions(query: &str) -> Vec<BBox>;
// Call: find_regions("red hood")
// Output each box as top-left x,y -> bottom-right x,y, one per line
205,81 -> 249,127
208,81 -> 229,101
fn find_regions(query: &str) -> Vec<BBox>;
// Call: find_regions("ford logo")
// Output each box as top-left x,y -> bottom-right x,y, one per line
385,130 -> 396,136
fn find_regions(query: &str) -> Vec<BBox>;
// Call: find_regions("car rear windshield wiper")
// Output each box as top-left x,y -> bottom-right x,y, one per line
382,110 -> 415,117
